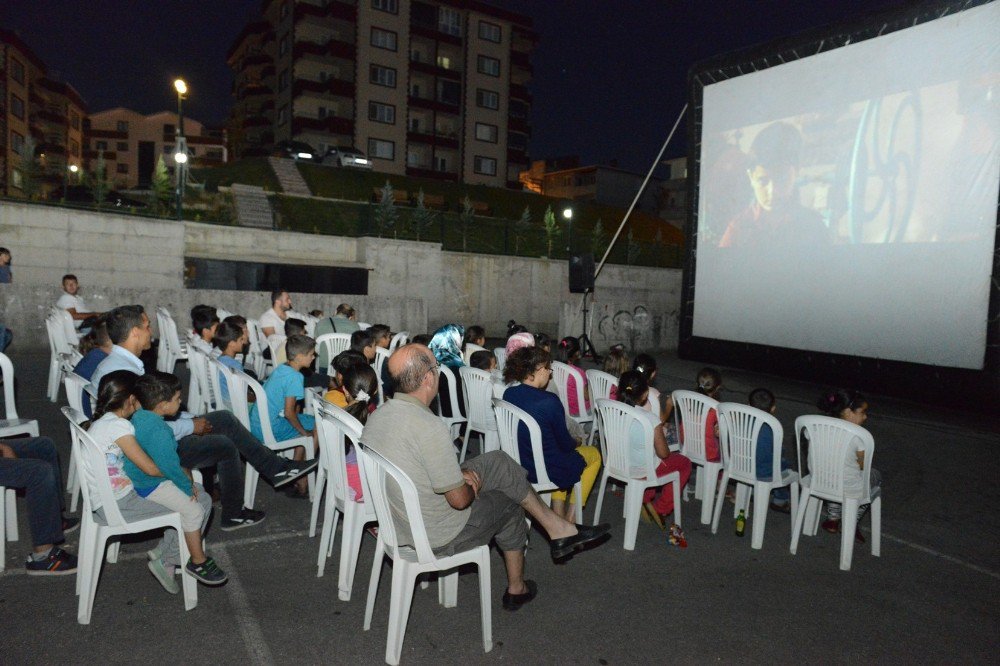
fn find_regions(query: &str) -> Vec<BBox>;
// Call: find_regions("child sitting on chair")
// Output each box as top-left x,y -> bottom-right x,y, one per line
748,388 -> 792,513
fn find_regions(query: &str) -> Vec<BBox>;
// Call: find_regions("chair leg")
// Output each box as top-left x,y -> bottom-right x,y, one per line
700,466 -> 719,525
840,500 -> 859,571
4,488 -> 17,541
342,512 -> 368,602
0,490 -> 6,573
438,570 -> 458,608
386,565 -> 417,665
693,465 -> 704,501
47,358 -> 60,402
308,467 -> 326,538
592,471 -> 608,527
478,554 -> 493,653
176,525 -> 198,611
710,472 -> 729,534
75,519 -> 94,596
338,506 -> 358,600
789,482 -> 800,529
243,464 -> 259,510
735,483 -> 751,518
107,540 -> 120,564
803,496 -> 822,536
363,536 -> 384,631
750,484 -> 769,550
78,531 -> 107,625
317,498 -> 339,578
671,476 -> 682,527
790,488 -> 810,555
459,427 -> 471,464
871,496 -> 881,557
622,484 -> 642,551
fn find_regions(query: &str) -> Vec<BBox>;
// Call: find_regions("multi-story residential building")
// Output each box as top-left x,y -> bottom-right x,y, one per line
85,108 -> 227,189
1,29 -> 86,198
227,0 -> 535,188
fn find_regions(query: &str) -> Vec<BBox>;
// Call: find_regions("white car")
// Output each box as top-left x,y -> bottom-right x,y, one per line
321,146 -> 374,170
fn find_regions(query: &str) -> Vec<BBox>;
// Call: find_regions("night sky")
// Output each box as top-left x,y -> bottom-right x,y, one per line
2,0 -> 905,172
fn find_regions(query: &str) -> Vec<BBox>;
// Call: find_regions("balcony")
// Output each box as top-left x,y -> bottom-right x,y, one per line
510,50 -> 533,72
291,115 -> 354,136
245,116 -> 271,128
294,0 -> 356,24
37,142 -> 67,156
293,38 -> 355,61
407,131 -> 459,150
82,150 -> 117,160
409,59 -> 462,81
410,22 -> 462,47
508,117 -> 530,134
408,95 -> 460,114
406,166 -> 459,182
241,52 -> 270,70
33,108 -> 66,125
238,84 -> 274,101
84,128 -> 128,140
509,83 -> 532,103
507,147 -> 528,164
292,77 -> 355,99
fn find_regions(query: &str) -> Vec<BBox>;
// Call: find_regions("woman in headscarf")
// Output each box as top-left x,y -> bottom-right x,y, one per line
428,324 -> 466,420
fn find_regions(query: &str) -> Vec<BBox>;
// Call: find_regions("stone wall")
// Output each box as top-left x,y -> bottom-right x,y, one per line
0,200 -> 681,351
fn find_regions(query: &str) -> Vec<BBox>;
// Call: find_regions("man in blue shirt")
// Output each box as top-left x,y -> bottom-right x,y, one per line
92,305 -> 317,530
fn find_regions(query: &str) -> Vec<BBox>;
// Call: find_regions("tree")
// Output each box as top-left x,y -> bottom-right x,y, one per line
150,155 -> 172,215
591,218 -> 606,258
543,205 -> 561,258
513,205 -> 531,254
92,150 -> 109,207
412,188 -> 434,241
19,137 -> 42,200
626,228 -> 641,265
374,180 -> 398,237
459,195 -> 474,253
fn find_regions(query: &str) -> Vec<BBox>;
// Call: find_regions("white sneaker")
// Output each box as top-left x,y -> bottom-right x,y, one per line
147,558 -> 180,594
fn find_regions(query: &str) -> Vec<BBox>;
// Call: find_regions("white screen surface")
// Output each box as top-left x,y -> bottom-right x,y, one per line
693,2 -> 1000,370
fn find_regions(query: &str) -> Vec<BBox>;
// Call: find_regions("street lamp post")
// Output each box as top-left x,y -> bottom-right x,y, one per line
562,206 -> 573,255
63,164 -> 78,201
174,78 -> 188,220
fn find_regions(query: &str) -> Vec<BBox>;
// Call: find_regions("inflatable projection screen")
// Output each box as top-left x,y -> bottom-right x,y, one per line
680,0 -> 1000,408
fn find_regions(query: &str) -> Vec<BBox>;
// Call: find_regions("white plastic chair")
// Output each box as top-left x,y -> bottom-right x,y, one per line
672,390 -> 721,525
358,444 -> 492,666
45,312 -> 77,401
585,369 -> 617,446
551,361 -> 594,440
435,365 -> 467,440
711,403 -> 799,549
458,367 -> 499,462
463,343 -> 487,365
0,482 -> 17,572
66,411 -> 197,624
790,415 -> 881,571
155,307 -> 189,374
373,347 -> 390,404
312,401 -> 378,600
0,352 -> 40,439
286,310 -> 319,337
592,399 -> 681,550
245,318 -> 272,379
266,334 -> 287,366
185,347 -> 216,415
315,333 -> 352,370
62,372 -> 94,513
388,331 -> 409,352
493,398 -> 584,512
224,367 -> 314,509
492,347 -> 507,373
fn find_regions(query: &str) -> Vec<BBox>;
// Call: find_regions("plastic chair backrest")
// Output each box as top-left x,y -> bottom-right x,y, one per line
207,357 -> 228,410
492,398 -> 555,488
213,358 -> 239,412
459,367 -> 497,432
389,332 -> 410,352
230,371 -> 278,443
55,308 -> 77,345
550,361 -> 590,419
0,352 -> 19,420
187,347 -> 209,404
46,313 -> 75,355
492,347 -> 507,372
246,319 -> 268,354
63,372 -> 91,416
671,390 -> 719,464
267,335 -> 286,362
68,417 -> 129,525
315,400 -> 370,507
315,333 -> 352,367
586,369 -> 617,402
158,309 -> 185,357
286,311 -> 318,337
435,365 -> 465,423
216,308 -> 235,321
373,347 -> 390,403
595,398 -> 659,480
356,443 -> 436,564
794,415 -> 875,501
718,402 -> 784,483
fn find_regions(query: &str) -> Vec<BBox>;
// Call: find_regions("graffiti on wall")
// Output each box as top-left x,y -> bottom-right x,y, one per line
597,306 -> 655,354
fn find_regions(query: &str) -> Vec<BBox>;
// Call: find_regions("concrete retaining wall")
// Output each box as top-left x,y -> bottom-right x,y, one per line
0,200 -> 681,351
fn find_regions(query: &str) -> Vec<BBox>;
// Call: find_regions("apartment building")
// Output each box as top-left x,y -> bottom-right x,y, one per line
1,29 -> 87,198
85,108 -> 227,189
227,0 -> 535,188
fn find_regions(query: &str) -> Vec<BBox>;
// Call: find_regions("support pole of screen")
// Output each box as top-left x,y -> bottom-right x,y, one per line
577,104 -> 688,361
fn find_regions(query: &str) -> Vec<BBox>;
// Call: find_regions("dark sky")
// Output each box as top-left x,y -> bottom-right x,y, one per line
2,0 -> 905,172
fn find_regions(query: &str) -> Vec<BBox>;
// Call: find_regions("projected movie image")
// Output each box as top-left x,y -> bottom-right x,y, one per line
692,2 -> 999,370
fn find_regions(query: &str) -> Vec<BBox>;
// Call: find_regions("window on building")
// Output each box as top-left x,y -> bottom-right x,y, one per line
96,140 -> 108,151
278,69 -> 289,91
479,21 -> 501,43
477,55 -> 500,77
70,140 -> 80,156
371,27 -> 397,51
474,155 -> 497,176
475,123 -> 498,143
509,99 -> 528,118
163,144 -> 174,154
370,64 -> 397,88
70,111 -> 81,130
372,0 -> 398,13
369,101 -> 396,124
367,138 -> 395,160
10,131 -> 24,156
10,59 -> 25,85
508,132 -> 527,151
437,80 -> 461,105
408,117 -> 421,132
318,106 -> 328,119
436,55 -> 453,70
163,124 -> 176,136
206,149 -> 223,160
10,94 -> 24,120
117,163 -> 129,174
439,7 -> 461,36
278,105 -> 288,125
476,88 -> 499,110
11,168 -> 23,190
117,120 -> 129,132
435,155 -> 449,172
279,34 -> 288,57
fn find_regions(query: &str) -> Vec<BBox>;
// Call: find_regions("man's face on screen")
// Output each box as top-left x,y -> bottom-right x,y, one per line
748,164 -> 796,211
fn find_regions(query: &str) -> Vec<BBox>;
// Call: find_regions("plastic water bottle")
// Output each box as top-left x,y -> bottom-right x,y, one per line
735,509 -> 746,537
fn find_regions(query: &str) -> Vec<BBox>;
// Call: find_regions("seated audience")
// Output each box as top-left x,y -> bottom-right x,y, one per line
189,305 -> 220,356
368,324 -> 391,350
602,344 -> 630,400
503,347 -> 602,522
505,331 -> 534,357
696,367 -> 724,462
259,288 -> 292,338
73,316 -> 113,416
534,332 -> 553,354
749,388 -> 792,513
429,324 -> 466,420
325,350 -> 368,407
469,349 -> 497,373
339,363 -> 380,501
632,353 -> 661,413
315,303 -> 361,370
212,321 -> 249,408
0,246 -> 11,283
272,317 -> 307,366
506,320 -> 528,338
556,336 -> 590,417
463,325 -> 487,364
350,328 -> 377,362
56,273 -> 103,333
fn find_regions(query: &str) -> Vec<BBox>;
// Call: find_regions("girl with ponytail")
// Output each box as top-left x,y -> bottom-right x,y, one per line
340,364 -> 379,501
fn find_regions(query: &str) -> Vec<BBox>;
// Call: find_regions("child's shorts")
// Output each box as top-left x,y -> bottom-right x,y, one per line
146,481 -> 207,532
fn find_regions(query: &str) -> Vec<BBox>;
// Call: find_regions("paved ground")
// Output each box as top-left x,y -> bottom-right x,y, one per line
1,348 -> 997,664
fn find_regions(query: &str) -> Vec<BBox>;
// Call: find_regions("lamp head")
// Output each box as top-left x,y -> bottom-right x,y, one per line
69,164 -> 79,173
562,208 -> 573,220
174,79 -> 188,95
174,151 -> 188,164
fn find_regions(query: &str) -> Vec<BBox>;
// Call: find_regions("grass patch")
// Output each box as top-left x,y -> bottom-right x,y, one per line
191,158 -> 280,193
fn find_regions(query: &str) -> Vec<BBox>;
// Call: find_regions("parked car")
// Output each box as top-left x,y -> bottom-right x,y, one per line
272,140 -> 318,162
321,146 -> 374,170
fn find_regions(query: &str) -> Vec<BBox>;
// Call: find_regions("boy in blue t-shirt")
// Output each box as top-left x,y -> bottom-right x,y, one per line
749,388 -> 791,512
250,334 -> 317,496
131,371 -> 227,585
